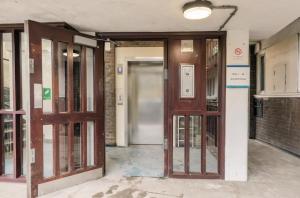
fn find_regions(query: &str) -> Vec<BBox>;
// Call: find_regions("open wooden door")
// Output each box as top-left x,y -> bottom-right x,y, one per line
26,20 -> 104,197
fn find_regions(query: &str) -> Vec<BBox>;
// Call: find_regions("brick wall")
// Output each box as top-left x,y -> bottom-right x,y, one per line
104,41 -> 164,146
104,44 -> 116,145
256,97 -> 300,156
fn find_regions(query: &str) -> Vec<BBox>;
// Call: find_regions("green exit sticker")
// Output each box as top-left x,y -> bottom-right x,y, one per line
43,88 -> 51,100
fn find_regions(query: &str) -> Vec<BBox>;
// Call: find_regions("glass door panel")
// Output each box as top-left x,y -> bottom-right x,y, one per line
172,115 -> 185,172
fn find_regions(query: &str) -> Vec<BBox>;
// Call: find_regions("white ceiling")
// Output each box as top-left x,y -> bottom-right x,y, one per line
0,0 -> 299,40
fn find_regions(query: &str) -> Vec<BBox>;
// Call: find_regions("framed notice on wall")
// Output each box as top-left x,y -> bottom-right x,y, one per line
226,65 -> 250,88
180,64 -> 195,98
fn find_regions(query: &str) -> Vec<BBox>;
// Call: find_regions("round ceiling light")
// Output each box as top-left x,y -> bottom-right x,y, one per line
183,0 -> 213,20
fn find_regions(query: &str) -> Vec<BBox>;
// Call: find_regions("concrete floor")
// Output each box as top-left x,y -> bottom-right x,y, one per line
38,140 -> 300,198
0,182 -> 26,198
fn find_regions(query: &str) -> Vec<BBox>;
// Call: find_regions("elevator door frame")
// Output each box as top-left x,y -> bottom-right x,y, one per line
99,32 -> 226,179
127,60 -> 164,145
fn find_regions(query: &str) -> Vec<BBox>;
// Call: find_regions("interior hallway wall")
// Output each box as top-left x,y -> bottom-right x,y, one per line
105,43 -> 117,145
104,41 -> 164,146
225,30 -> 249,181
256,97 -> 300,156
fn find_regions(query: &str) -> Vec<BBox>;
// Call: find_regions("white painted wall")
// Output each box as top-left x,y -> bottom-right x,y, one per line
115,47 -> 163,146
225,30 -> 249,181
264,35 -> 299,94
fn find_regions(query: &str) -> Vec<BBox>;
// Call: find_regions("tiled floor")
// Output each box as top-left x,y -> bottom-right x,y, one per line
39,140 -> 300,198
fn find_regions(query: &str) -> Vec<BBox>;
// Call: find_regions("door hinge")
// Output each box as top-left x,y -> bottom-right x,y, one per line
30,58 -> 34,74
164,68 -> 168,80
164,138 -> 168,150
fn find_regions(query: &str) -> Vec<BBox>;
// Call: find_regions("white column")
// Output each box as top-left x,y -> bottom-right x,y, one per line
225,30 -> 249,181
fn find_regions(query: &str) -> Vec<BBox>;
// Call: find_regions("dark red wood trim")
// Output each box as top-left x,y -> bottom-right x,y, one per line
163,39 -> 168,177
53,124 -> 59,177
0,22 -> 78,32
202,115 -> 207,174
184,115 -> 189,174
97,31 -> 226,40
0,33 -> 2,176
0,175 -> 26,183
0,110 -> 26,114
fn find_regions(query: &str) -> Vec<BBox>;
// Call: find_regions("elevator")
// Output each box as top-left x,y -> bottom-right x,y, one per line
128,61 -> 164,145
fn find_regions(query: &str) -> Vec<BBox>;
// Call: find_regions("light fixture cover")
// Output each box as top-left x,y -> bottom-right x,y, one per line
63,50 -> 80,57
183,0 -> 212,20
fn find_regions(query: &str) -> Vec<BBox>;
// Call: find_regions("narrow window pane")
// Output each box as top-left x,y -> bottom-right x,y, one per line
206,39 -> 219,111
73,123 -> 82,169
43,125 -> 54,178
58,42 -> 68,112
2,115 -> 13,175
173,115 -> 185,172
87,121 -> 95,166
260,56 -> 265,91
42,39 -> 53,113
21,115 -> 27,176
189,116 -> 201,173
59,124 -> 68,174
1,33 -> 13,110
20,32 -> 26,110
86,48 -> 94,111
73,45 -> 82,112
206,116 -> 218,173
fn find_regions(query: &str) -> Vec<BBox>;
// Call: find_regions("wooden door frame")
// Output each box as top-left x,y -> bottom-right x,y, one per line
98,31 -> 226,179
27,20 -> 105,196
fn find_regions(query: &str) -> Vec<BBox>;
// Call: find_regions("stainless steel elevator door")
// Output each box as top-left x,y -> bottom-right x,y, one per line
128,61 -> 164,145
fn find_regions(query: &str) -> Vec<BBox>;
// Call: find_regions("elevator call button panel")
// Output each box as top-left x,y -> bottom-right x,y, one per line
180,64 -> 195,98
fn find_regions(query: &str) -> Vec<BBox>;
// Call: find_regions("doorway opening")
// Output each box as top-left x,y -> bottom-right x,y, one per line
105,42 -> 165,178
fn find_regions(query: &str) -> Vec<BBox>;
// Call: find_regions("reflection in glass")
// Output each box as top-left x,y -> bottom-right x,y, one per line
73,123 -> 82,169
2,115 -> 13,175
1,33 -> 13,110
189,116 -> 201,173
86,48 -> 94,111
87,121 -> 95,166
73,45 -> 82,112
43,125 -> 54,178
206,39 -> 219,111
206,116 -> 218,173
21,115 -> 27,176
58,42 -> 68,112
173,115 -> 185,172
59,124 -> 69,174
42,39 -> 53,113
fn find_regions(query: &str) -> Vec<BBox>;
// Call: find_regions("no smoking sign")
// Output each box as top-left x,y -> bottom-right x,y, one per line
234,48 -> 243,56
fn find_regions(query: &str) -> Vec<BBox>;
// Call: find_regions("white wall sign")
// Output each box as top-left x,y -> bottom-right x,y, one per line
181,40 -> 193,53
34,83 -> 42,108
180,64 -> 195,98
226,66 -> 250,88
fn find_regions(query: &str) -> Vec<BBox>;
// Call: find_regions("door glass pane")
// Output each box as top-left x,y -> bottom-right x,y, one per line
58,42 -> 68,112
206,39 -> 219,111
1,33 -> 13,110
59,124 -> 68,174
206,116 -> 218,173
189,116 -> 201,173
20,32 -> 27,110
2,115 -> 13,175
43,125 -> 54,178
42,39 -> 53,113
173,115 -> 185,172
87,121 -> 95,166
73,45 -> 82,112
21,115 -> 27,176
73,123 -> 82,169
86,48 -> 94,112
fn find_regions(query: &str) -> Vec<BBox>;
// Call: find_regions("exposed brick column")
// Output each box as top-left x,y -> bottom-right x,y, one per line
104,44 -> 116,146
